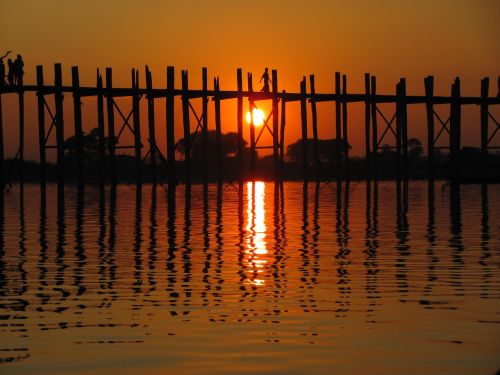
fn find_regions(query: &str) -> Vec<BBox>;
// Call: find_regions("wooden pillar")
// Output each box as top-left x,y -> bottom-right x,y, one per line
300,77 -> 308,180
214,77 -> 222,181
181,70 -> 191,183
202,67 -> 208,181
145,66 -> 157,184
309,74 -> 319,179
395,80 -> 402,180
105,68 -> 116,185
480,77 -> 489,178
36,66 -> 46,186
370,76 -> 378,178
399,78 -> 408,179
96,69 -> 105,185
237,68 -> 244,176
424,76 -> 435,180
272,69 -> 279,177
0,77 -> 3,188
364,73 -> 371,178
18,68 -> 25,185
279,90 -> 286,173
335,72 -> 341,178
342,74 -> 349,178
450,77 -> 461,178
248,73 -> 256,175
132,69 -> 142,184
71,66 -> 84,184
166,66 -> 176,185
54,63 -> 65,186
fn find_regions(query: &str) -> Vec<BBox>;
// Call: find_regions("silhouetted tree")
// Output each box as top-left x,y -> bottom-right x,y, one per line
176,130 -> 247,160
64,127 -> 107,166
408,138 -> 423,166
286,138 -> 350,163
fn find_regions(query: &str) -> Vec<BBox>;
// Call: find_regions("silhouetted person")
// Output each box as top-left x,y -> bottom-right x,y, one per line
7,58 -> 14,86
0,50 -> 12,85
260,67 -> 271,93
13,54 -> 24,86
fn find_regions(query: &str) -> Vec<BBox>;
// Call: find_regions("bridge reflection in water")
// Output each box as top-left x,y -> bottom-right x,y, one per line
0,181 -> 499,374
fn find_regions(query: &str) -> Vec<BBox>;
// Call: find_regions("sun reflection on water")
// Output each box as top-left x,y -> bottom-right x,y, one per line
245,181 -> 267,286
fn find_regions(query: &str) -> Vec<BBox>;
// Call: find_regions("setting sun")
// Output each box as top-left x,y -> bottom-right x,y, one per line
246,108 -> 265,126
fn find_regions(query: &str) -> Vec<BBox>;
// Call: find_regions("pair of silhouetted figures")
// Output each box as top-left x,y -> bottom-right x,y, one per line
260,67 -> 271,93
0,51 -> 24,86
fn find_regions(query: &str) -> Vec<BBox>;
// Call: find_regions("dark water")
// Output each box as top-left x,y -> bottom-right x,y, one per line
0,181 -> 499,375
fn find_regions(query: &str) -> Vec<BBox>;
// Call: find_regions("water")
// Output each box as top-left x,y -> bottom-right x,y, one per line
0,181 -> 499,375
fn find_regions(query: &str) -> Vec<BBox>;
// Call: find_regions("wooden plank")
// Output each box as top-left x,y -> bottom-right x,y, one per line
399,78 -> 408,179
450,77 -> 461,179
18,67 -> 25,185
106,67 -> 116,184
166,66 -> 176,185
54,63 -> 64,186
280,90 -> 286,172
309,74 -> 319,179
71,66 -> 84,184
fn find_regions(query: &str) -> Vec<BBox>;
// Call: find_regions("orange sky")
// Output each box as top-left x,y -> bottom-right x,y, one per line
1,0 -> 499,160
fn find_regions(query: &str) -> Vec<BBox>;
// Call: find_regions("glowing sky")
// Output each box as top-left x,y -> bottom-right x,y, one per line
1,0 -> 499,159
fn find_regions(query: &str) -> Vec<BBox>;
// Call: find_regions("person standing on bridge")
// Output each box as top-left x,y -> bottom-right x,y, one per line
13,54 -> 24,86
260,67 -> 272,93
7,58 -> 15,86
0,51 -> 12,85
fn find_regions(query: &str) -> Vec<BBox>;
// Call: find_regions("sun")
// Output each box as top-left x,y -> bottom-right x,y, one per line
246,108 -> 265,126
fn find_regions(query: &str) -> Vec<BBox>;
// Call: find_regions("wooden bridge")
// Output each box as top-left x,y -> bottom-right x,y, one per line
0,64 -> 499,188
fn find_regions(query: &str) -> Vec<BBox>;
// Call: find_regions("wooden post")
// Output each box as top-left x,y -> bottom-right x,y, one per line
18,68 -> 25,185
300,77 -> 308,180
202,67 -> 208,181
342,74 -> 349,178
370,76 -> 378,178
214,77 -> 222,181
105,68 -> 116,185
424,76 -> 435,180
181,70 -> 191,183
450,77 -> 461,179
145,66 -> 157,184
71,66 -> 84,184
272,69 -> 279,177
54,63 -> 64,186
248,73 -> 256,175
0,76 -> 3,188
96,69 -> 105,185
480,77 -> 489,178
237,68 -> 244,177
335,72 -> 341,178
395,80 -> 402,180
400,78 -> 408,179
309,74 -> 319,179
280,90 -> 286,173
364,73 -> 371,178
132,69 -> 142,184
36,66 -> 46,186
166,66 -> 176,185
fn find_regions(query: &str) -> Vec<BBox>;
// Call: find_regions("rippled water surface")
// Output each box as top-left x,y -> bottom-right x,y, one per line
0,181 -> 499,374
